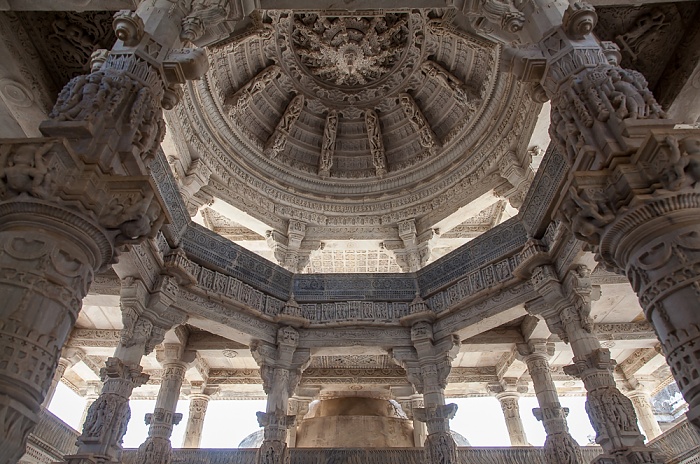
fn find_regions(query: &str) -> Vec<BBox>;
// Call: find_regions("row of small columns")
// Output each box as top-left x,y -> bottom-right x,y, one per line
32,270 -> 668,464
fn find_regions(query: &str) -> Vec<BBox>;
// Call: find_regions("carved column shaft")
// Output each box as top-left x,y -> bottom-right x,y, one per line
0,223 -> 99,464
182,394 -> 210,448
519,344 -> 584,464
80,382 -> 102,433
395,321 -> 460,464
252,326 -> 310,464
136,360 -> 187,464
628,391 -> 662,441
519,0 -> 696,442
496,393 -> 529,446
0,0 -> 208,460
42,357 -> 73,408
72,357 -> 149,462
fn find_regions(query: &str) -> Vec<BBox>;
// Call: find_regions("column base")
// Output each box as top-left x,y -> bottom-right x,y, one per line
590,447 -> 661,464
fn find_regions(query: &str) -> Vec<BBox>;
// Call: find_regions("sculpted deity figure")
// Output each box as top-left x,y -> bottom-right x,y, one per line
0,142 -> 53,198
365,109 -> 387,177
318,111 -> 338,176
279,95 -> 304,134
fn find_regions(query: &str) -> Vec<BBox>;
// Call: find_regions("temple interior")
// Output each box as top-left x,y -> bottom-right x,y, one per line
1,1 -> 700,464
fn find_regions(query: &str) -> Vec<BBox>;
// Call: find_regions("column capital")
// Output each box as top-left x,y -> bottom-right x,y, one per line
119,277 -> 188,357
516,340 -> 554,361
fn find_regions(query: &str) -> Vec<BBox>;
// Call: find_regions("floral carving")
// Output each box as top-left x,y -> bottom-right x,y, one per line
291,14 -> 409,87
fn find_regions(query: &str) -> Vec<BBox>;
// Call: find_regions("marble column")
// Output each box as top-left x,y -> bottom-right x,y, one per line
491,0 -> 700,436
286,396 -> 311,448
182,390 -> 214,448
251,326 -> 310,464
42,357 -> 73,409
62,277 -> 186,464
489,381 -> 529,446
79,382 -> 102,433
0,0 -> 210,461
393,321 -> 460,464
518,341 -> 584,464
627,390 -> 662,441
527,265 -> 659,463
136,339 -> 194,464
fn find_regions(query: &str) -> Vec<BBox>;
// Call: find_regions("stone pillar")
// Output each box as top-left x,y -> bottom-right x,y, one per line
525,264 -> 659,463
136,338 -> 194,464
393,321 -> 460,464
627,390 -> 662,441
79,382 -> 102,433
493,0 -> 700,436
42,357 -> 73,409
251,326 -> 310,464
62,277 -> 186,464
517,341 -> 584,464
286,396 -> 311,448
182,388 -> 215,449
0,0 -> 212,461
488,381 -> 529,446
400,395 -> 427,447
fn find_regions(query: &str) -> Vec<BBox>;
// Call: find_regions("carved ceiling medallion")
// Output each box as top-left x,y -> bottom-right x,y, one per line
291,13 -> 410,87
276,10 -> 424,107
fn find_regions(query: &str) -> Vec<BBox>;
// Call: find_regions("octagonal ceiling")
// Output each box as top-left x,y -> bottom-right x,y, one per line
170,8 -> 544,272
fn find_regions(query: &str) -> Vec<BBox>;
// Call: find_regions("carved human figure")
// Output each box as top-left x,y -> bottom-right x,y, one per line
318,111 -> 338,176
279,95 -> 304,134
0,142 -> 53,198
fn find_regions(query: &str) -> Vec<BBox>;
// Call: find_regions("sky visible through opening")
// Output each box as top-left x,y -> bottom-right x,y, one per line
49,382 -> 604,448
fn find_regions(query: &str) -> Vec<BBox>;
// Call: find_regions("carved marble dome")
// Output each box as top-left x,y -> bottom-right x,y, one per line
177,9 -> 540,254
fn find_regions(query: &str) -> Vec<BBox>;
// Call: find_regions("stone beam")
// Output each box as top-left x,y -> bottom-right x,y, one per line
592,322 -> 656,342
258,0 -> 449,9
460,329 -> 523,352
66,328 -> 249,351
149,366 -> 503,387
618,347 -> 666,380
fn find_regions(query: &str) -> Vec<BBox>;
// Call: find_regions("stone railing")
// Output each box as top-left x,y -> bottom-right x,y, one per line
647,420 -> 700,464
120,446 -> 603,464
22,409 -> 79,464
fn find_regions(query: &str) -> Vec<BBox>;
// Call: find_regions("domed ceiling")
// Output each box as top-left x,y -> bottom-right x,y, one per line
173,9 -> 542,272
